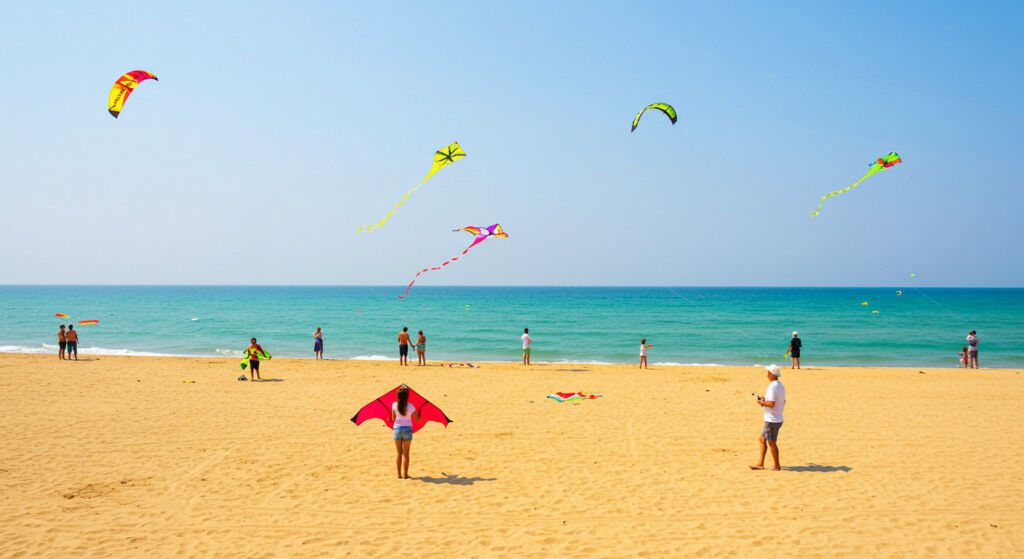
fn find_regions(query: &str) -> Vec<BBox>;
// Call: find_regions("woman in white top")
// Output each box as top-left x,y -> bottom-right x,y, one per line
639,338 -> 648,369
391,385 -> 422,479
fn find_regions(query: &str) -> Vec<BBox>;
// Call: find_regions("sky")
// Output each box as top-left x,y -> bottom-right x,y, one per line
1,1 -> 1022,287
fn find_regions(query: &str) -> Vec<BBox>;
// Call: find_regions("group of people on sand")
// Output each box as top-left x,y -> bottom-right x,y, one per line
227,326 -> 989,477
397,327 -> 427,366
56,324 -> 79,360
960,330 -> 980,368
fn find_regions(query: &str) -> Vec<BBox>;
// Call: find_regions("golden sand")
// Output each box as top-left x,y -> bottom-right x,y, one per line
1,353 -> 1021,557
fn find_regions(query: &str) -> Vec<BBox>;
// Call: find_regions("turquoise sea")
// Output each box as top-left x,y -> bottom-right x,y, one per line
0,286 -> 1021,368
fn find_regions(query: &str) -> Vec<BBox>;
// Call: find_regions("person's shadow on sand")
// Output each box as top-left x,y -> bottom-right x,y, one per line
252,378 -> 285,382
783,464 -> 851,472
413,473 -> 496,485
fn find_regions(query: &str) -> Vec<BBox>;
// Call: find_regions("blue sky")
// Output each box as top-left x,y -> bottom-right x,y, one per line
1,1 -> 1021,286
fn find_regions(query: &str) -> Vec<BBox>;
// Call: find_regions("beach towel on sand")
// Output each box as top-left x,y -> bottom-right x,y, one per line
547,392 -> 602,402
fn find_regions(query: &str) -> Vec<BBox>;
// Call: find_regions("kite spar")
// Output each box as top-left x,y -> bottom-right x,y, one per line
811,152 -> 902,216
356,142 -> 466,234
398,223 -> 507,299
351,384 -> 451,433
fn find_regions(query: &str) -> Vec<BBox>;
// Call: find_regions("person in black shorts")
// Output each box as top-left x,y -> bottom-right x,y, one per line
245,338 -> 266,381
397,327 -> 411,366
58,324 -> 67,360
787,331 -> 801,369
66,325 -> 79,361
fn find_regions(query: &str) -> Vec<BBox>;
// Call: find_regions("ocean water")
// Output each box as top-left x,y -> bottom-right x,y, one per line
0,286 -> 1021,368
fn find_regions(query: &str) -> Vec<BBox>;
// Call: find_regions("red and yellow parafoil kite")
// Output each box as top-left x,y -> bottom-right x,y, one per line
108,70 -> 158,118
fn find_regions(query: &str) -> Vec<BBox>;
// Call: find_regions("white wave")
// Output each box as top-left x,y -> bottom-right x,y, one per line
0,344 -> 180,357
350,355 -> 392,361
215,348 -> 244,358
190,317 -> 200,321
541,359 -> 615,365
0,344 -> 54,354
653,362 -> 728,367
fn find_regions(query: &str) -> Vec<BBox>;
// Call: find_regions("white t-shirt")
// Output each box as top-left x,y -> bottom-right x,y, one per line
522,333 -> 531,349
763,380 -> 785,423
640,344 -> 647,356
967,335 -> 978,352
392,402 -> 416,428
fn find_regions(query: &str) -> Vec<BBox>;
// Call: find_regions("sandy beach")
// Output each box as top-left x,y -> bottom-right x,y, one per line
0,352 -> 1021,557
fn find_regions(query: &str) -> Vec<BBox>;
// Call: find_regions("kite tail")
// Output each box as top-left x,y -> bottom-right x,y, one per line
809,171 -> 873,216
356,177 -> 429,235
398,246 -> 474,299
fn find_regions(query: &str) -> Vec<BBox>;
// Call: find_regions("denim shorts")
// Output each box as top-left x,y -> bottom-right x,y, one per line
393,426 -> 413,441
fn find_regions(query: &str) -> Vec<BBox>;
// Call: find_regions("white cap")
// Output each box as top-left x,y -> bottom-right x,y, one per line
766,364 -> 781,377
793,331 -> 798,336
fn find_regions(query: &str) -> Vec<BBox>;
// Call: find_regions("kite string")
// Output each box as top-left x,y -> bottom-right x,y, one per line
652,282 -> 776,355
832,228 -> 973,330
560,283 -> 775,358
908,284 -> 973,328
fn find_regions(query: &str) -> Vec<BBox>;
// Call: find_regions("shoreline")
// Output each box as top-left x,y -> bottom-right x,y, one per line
2,351 -> 1017,372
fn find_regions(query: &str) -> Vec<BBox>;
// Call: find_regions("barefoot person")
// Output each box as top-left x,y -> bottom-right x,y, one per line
786,332 -> 801,369
639,338 -> 648,369
751,364 -> 786,471
313,327 -> 324,360
58,324 -> 67,360
521,327 -> 532,365
966,330 -> 979,369
244,338 -> 268,381
397,327 -> 411,366
65,325 -> 78,361
414,330 -> 426,366
391,385 -> 421,479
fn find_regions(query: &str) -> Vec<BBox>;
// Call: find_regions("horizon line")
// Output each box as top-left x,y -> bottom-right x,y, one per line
1,284 -> 1022,289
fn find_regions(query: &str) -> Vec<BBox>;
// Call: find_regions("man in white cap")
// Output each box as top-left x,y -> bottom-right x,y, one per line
786,331 -> 801,369
750,364 -> 786,471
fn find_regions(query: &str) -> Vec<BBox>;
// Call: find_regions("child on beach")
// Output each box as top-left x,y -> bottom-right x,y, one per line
522,328 -> 532,365
959,347 -> 968,368
639,338 -> 648,369
391,385 -> 421,479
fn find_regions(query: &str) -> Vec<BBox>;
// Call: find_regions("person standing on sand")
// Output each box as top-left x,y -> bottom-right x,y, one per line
751,364 -> 785,471
966,330 -> 979,369
245,338 -> 266,381
787,331 -> 802,369
398,327 -> 411,366
313,327 -> 324,360
65,325 -> 78,361
414,330 -> 426,366
391,385 -> 421,479
521,328 -> 532,365
639,338 -> 648,369
58,324 -> 67,360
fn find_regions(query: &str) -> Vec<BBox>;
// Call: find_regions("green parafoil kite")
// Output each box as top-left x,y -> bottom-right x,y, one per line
631,103 -> 677,132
